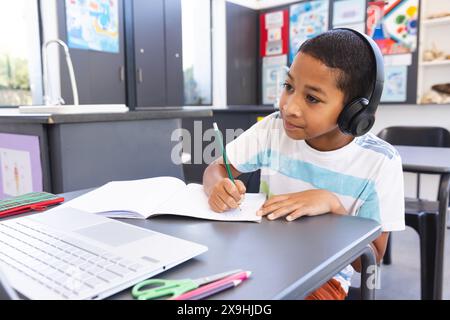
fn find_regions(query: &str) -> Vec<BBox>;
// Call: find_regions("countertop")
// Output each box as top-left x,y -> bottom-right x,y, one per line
0,107 -> 213,125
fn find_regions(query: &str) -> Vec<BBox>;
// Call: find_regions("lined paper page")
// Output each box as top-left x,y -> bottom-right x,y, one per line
156,183 -> 265,222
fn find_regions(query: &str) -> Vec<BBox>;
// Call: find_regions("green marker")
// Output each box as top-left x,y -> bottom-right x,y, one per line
213,122 -> 242,210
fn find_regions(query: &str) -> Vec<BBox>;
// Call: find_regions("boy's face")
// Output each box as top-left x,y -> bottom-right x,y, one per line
279,52 -> 347,142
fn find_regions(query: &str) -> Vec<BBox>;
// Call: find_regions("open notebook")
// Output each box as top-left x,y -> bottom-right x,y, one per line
58,177 -> 266,222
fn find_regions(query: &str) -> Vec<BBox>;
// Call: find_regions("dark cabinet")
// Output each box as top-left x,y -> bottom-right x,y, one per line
226,2 -> 258,105
132,0 -> 184,108
133,0 -> 167,106
163,0 -> 184,106
54,0 -> 184,108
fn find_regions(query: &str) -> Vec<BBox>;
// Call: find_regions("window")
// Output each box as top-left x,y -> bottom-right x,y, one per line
181,0 -> 212,105
0,0 -> 42,107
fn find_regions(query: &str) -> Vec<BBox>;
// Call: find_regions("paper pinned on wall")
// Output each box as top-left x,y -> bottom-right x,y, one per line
381,65 -> 408,102
266,40 -> 283,56
333,0 -> 366,26
268,28 -> 282,41
66,0 -> 120,53
262,55 -> 288,105
0,149 -> 33,197
265,11 -> 284,29
383,53 -> 413,66
289,0 -> 329,63
367,0 -> 419,55
0,133 -> 42,198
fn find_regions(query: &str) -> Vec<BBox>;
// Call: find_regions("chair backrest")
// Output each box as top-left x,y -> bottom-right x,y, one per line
242,127 -> 450,194
377,126 -> 450,147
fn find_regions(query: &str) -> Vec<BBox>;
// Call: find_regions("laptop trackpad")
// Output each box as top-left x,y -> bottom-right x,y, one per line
75,222 -> 155,247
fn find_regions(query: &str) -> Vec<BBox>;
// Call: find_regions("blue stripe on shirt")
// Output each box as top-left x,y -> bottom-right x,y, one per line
237,149 -> 381,223
355,134 -> 399,160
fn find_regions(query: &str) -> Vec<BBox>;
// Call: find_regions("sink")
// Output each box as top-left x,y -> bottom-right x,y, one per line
18,104 -> 129,114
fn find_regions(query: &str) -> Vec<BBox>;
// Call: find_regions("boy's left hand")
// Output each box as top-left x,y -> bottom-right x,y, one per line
257,189 -> 346,221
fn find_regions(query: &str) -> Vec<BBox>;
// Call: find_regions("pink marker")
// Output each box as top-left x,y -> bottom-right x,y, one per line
170,271 -> 251,300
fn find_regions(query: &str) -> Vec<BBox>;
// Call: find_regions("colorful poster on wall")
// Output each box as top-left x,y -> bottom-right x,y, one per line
381,65 -> 408,102
367,0 -> 418,55
289,0 -> 329,63
262,55 -> 288,105
0,133 -> 42,199
260,10 -> 289,57
66,0 -> 119,54
333,0 -> 366,26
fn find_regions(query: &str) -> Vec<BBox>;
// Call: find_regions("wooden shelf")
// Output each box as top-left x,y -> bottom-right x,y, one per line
420,60 -> 450,67
422,16 -> 450,26
417,2 -> 450,104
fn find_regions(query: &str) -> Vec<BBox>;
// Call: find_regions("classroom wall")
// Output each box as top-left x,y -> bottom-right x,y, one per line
223,0 -> 446,201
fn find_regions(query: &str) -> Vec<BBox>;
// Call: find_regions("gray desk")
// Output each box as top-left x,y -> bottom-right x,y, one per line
395,145 -> 450,300
61,189 -> 381,300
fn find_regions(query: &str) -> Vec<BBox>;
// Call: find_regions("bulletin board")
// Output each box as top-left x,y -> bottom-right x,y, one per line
260,10 -> 289,57
367,0 -> 419,104
260,10 -> 289,105
258,0 -> 420,105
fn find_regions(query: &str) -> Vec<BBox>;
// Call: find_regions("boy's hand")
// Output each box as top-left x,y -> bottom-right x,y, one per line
208,179 -> 246,213
257,189 -> 346,221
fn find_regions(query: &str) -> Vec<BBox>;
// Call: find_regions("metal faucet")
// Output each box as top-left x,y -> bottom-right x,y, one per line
42,39 -> 79,106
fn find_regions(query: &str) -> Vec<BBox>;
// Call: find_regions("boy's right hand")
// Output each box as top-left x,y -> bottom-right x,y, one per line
208,178 -> 246,213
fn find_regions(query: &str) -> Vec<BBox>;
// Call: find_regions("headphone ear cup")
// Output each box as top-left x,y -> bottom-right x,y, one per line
338,99 -> 366,135
351,111 -> 375,136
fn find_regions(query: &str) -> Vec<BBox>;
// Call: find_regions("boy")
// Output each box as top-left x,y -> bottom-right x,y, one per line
203,29 -> 405,300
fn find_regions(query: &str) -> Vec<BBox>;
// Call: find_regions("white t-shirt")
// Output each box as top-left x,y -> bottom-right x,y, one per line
226,112 -> 405,292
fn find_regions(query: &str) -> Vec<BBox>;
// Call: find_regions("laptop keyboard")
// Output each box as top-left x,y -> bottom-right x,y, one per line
0,220 -> 148,299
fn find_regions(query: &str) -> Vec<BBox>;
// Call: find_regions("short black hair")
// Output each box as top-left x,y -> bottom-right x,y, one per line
298,29 -> 376,106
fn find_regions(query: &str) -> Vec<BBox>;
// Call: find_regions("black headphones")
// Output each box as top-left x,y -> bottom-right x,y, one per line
335,28 -> 385,137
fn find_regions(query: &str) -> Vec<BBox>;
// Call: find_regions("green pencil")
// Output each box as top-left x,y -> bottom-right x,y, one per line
213,122 -> 242,211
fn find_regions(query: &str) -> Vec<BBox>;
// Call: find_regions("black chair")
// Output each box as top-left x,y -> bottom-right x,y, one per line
239,170 -> 261,193
377,126 -> 450,300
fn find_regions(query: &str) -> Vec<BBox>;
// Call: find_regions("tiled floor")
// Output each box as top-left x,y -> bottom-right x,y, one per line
351,226 -> 450,300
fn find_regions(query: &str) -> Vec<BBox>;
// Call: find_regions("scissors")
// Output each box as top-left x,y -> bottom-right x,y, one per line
131,269 -> 242,300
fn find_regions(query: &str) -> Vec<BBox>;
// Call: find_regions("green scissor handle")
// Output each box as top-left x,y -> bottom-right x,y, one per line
132,279 -> 198,300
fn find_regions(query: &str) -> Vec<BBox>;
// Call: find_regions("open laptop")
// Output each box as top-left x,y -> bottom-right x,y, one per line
0,208 -> 207,300
0,268 -> 19,300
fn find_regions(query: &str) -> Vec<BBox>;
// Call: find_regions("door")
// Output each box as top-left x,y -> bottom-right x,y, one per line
133,0 -> 167,107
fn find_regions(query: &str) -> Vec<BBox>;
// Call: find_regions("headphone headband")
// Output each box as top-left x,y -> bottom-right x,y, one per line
333,28 -> 385,136
335,28 -> 384,113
